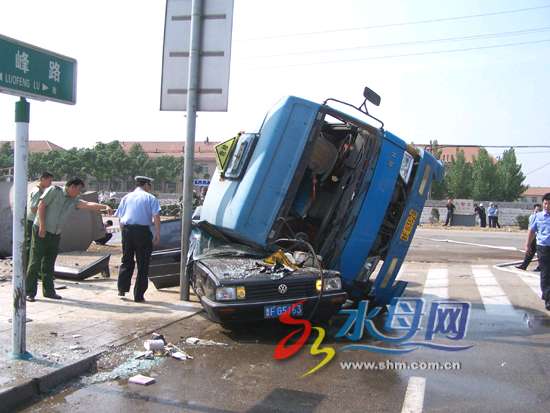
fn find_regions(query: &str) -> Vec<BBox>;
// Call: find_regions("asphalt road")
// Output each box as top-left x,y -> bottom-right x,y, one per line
22,227 -> 550,413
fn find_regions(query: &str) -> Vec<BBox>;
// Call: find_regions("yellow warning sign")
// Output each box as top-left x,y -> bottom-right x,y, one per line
215,137 -> 237,172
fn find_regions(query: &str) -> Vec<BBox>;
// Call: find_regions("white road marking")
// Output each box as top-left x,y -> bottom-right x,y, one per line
423,268 -> 448,299
401,376 -> 426,413
420,237 -> 524,253
493,264 -> 541,298
471,265 -> 516,315
396,264 -> 407,281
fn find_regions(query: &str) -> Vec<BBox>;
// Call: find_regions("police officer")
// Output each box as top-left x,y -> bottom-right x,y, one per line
115,176 -> 161,302
526,193 -> 550,310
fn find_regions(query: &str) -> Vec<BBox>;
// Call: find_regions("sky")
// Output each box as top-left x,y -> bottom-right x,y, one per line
0,0 -> 549,186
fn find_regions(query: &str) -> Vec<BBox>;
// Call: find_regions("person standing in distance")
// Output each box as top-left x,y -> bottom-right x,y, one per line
25,171 -> 54,266
443,198 -> 455,226
526,193 -> 550,310
26,178 -> 112,301
115,176 -> 161,302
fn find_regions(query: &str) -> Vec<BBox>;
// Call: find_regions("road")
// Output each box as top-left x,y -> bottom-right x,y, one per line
23,228 -> 550,413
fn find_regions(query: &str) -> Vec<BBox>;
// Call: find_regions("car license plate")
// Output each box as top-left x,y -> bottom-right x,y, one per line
400,209 -> 418,241
264,303 -> 303,319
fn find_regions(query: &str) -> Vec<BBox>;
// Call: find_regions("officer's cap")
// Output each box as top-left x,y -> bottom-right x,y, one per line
135,176 -> 154,184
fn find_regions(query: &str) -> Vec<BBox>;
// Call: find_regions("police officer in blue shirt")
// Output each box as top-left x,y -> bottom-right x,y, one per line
527,193 -> 550,310
115,176 -> 161,302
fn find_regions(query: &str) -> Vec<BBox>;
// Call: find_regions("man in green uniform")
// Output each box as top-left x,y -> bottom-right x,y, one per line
25,171 -> 54,267
26,177 -> 113,301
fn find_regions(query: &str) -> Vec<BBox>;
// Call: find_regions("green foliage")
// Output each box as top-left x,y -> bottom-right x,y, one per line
495,148 -> 528,201
427,140 -> 447,200
471,148 -> 497,201
0,142 -> 14,169
25,141 -> 183,191
516,215 -> 529,230
445,150 -> 472,198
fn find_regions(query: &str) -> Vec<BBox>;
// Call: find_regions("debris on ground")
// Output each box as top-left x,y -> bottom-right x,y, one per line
55,285 -> 68,290
72,334 -> 82,339
128,374 -> 156,385
185,337 -> 228,347
70,345 -> 85,351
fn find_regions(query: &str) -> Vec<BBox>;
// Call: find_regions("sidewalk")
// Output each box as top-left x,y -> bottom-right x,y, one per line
0,254 -> 202,409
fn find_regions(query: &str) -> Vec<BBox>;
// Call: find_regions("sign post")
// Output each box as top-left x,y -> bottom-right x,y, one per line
179,0 -> 203,301
161,0 -> 234,301
12,97 -> 30,358
1,34 -> 76,357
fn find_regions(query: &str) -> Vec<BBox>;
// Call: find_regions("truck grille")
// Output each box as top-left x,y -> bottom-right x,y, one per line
245,279 -> 317,301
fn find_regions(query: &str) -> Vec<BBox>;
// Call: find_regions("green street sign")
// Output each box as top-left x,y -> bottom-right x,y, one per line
0,34 -> 76,105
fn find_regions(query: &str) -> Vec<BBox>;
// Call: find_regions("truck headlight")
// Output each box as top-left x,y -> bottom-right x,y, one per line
216,287 -> 236,301
400,152 -> 414,184
316,277 -> 342,292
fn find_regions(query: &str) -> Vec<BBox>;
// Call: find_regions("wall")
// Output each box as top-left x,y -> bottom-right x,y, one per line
421,200 -> 533,226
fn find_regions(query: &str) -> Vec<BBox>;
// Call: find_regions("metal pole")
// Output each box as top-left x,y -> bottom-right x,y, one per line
180,0 -> 203,300
12,97 -> 30,358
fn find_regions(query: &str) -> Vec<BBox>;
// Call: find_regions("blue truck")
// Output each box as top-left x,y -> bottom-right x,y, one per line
176,87 -> 444,323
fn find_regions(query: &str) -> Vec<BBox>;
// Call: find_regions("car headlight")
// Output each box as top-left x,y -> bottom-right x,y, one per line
316,277 -> 342,292
216,287 -> 236,301
399,151 -> 414,184
215,286 -> 246,301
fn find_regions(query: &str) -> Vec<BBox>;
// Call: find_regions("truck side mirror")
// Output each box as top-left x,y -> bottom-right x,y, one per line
363,87 -> 381,107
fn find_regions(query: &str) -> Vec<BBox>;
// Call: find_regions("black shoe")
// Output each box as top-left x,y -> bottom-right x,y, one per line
515,265 -> 526,271
26,296 -> 35,302
546,299 -> 550,311
534,267 -> 541,272
118,291 -> 126,297
44,293 -> 62,300
134,297 -> 146,303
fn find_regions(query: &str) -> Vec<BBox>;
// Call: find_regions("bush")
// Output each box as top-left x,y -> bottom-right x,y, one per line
516,215 -> 529,230
429,207 -> 440,224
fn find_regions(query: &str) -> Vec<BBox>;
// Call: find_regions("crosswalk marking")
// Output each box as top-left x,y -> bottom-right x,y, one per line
422,268 -> 448,299
471,265 -> 516,315
494,265 -> 541,298
401,376 -> 426,413
397,263 -> 546,316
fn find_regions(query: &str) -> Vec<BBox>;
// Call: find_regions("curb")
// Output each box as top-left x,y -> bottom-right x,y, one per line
0,353 -> 100,412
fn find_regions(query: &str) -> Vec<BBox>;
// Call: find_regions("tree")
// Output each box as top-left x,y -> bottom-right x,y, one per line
426,140 -> 447,199
0,142 -> 13,169
471,148 -> 497,201
445,150 -> 472,198
495,148 -> 528,201
127,143 -> 150,181
91,141 -> 128,190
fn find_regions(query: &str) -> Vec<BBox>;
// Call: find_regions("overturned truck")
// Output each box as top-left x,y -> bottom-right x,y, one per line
152,88 -> 444,323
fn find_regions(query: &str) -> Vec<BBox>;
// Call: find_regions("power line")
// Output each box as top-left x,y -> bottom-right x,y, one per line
243,26 -> 550,59
239,4 -> 550,41
250,38 -> 550,69
525,160 -> 550,175
429,145 -> 550,149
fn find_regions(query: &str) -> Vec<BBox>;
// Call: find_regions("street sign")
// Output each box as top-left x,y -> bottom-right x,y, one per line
193,179 -> 210,186
0,34 -> 77,105
160,0 -> 234,111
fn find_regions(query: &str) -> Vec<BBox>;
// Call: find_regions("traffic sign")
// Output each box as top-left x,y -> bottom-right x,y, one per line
160,0 -> 234,111
215,137 -> 237,172
193,179 -> 210,186
0,34 -> 77,104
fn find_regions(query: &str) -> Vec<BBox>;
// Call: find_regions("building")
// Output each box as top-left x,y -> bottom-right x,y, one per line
119,140 -> 218,178
416,144 -> 491,164
0,140 -> 65,180
0,139 -> 65,154
520,187 -> 550,204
